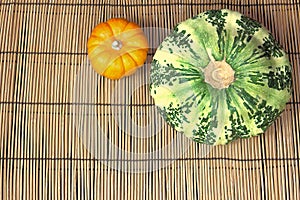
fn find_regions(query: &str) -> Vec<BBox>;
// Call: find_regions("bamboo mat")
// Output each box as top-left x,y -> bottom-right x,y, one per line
0,0 -> 300,199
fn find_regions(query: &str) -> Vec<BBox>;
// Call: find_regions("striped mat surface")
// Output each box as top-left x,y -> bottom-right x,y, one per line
0,0 -> 299,199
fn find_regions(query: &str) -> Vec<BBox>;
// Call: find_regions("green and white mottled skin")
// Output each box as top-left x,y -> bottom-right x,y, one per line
150,9 -> 292,145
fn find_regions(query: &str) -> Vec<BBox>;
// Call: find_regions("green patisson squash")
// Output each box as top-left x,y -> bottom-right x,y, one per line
150,9 -> 292,145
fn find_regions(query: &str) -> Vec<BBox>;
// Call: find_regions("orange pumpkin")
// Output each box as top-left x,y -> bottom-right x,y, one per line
87,18 -> 149,80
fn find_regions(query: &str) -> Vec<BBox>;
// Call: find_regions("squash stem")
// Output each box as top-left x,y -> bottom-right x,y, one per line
112,40 -> 123,50
203,59 -> 235,89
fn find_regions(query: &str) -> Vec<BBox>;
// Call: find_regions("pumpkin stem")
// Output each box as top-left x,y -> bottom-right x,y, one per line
112,40 -> 123,50
203,59 -> 235,89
